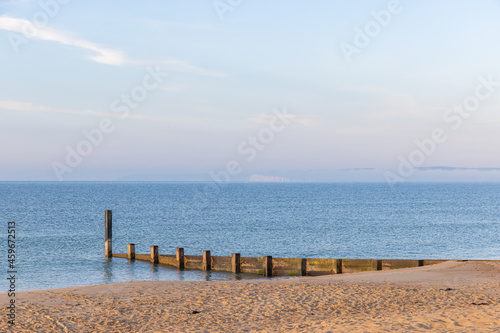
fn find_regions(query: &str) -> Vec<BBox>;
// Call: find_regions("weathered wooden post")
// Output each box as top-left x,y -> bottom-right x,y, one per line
202,250 -> 211,271
377,259 -> 383,270
301,259 -> 307,276
128,243 -> 135,260
151,245 -> 159,264
232,253 -> 241,273
263,256 -> 273,277
105,210 -> 112,258
336,259 -> 343,274
176,247 -> 184,269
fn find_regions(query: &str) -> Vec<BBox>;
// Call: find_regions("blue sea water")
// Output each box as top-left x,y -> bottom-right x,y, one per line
1,182 -> 499,291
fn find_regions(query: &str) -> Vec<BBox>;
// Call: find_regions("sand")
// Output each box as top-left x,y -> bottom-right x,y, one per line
2,260 -> 499,332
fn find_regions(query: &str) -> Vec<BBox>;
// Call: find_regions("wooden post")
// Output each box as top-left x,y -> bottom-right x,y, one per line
232,253 -> 241,273
301,259 -> 307,276
377,259 -> 383,271
127,243 -> 135,260
105,210 -> 112,258
202,250 -> 211,271
176,248 -> 184,269
263,256 -> 272,277
151,245 -> 159,264
336,259 -> 343,274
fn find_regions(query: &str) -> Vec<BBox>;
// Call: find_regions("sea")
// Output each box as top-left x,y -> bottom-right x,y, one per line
1,182 -> 499,291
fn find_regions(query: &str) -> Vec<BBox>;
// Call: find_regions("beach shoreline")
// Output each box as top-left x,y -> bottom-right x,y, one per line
2,260 -> 499,332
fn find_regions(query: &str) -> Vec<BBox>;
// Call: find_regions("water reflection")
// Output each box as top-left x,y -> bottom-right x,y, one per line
126,259 -> 135,280
99,257 -> 263,285
176,268 -> 184,281
150,262 -> 160,278
102,257 -> 114,282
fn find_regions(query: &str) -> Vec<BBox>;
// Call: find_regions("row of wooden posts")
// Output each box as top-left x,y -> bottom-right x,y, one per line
125,244 -> 274,276
104,210 -> 446,277
106,210 -> 302,276
106,210 -> 313,277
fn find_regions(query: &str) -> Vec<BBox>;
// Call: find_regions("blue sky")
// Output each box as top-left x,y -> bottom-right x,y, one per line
1,0 -> 500,181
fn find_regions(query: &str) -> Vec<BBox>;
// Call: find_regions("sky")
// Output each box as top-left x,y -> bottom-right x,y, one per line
1,0 -> 500,182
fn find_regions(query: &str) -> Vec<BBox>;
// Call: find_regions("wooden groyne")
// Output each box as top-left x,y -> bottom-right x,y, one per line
104,210 -> 447,277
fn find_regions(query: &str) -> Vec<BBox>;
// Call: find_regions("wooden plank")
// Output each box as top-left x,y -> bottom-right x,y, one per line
336,259 -> 342,274
105,210 -> 112,258
342,259 -> 377,273
272,257 -> 305,276
176,248 -> 184,269
127,243 -> 135,260
422,260 -> 448,266
232,253 -> 241,273
203,251 -> 211,271
382,260 -> 419,270
135,254 -> 150,261
306,259 -> 336,276
212,256 -> 232,272
158,254 -> 177,266
151,245 -> 159,264
184,255 -> 203,270
240,257 -> 263,274
263,256 -> 272,277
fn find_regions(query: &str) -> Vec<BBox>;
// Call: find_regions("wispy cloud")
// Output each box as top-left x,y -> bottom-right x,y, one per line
416,166 -> 500,172
161,83 -> 188,93
0,100 -> 148,120
0,16 -> 126,65
157,59 -> 229,78
0,15 -> 229,77
248,113 -> 319,127
136,18 -> 213,31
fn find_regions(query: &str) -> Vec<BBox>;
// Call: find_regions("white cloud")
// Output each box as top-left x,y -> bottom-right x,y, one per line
293,115 -> 322,128
158,59 -> 229,78
248,174 -> 290,182
0,100 -> 147,120
161,83 -> 187,93
0,15 -> 230,76
0,16 -> 126,65
248,113 -> 319,128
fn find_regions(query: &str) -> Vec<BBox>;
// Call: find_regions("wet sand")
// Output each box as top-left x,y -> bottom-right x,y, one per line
2,260 -> 499,332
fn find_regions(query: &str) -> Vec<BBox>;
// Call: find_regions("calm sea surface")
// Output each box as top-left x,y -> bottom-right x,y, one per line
1,182 -> 499,291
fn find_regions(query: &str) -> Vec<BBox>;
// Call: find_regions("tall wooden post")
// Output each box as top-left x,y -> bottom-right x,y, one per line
301,259 -> 307,276
202,250 -> 211,271
263,256 -> 272,277
105,210 -> 112,258
176,248 -> 184,269
128,243 -> 135,260
232,253 -> 241,273
336,259 -> 343,274
151,245 -> 159,264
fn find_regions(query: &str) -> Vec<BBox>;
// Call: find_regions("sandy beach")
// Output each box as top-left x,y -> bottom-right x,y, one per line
2,260 -> 499,332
